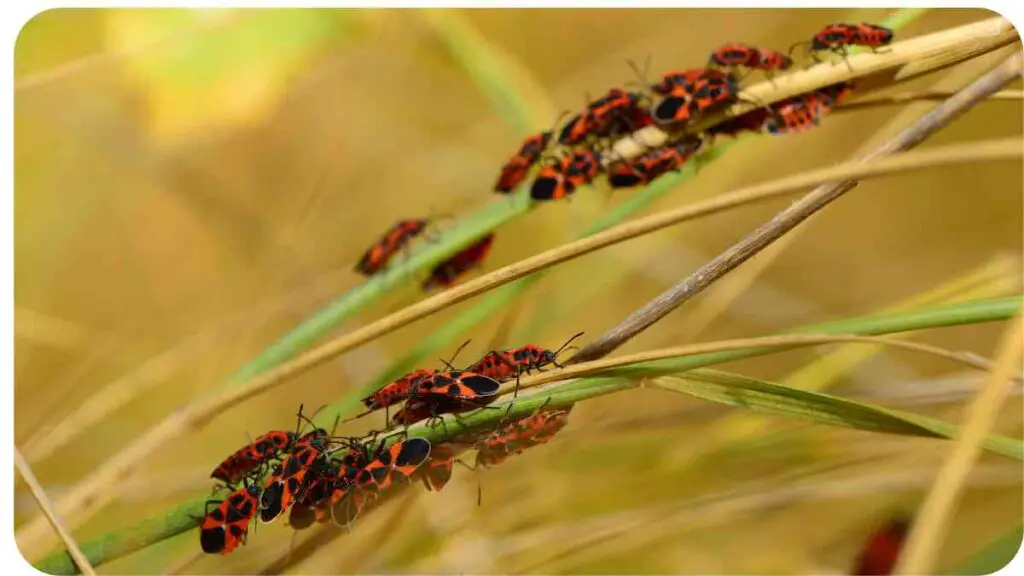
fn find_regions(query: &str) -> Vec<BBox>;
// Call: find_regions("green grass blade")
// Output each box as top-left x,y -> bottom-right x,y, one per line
653,370 -> 1022,460
355,140 -> 734,403
351,6 -> 929,404
949,523 -> 1023,574
227,6 -> 931,390
37,296 -> 1019,574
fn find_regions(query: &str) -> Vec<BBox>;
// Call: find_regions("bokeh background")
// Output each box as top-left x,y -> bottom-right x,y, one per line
14,7 -> 1024,574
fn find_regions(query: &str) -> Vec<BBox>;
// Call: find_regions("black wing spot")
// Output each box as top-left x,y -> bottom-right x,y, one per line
462,375 -> 500,396
200,527 -> 226,554
395,438 -> 432,467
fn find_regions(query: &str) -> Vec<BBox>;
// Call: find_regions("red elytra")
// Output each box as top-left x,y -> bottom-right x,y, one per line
200,482 -> 263,555
329,438 -> 433,526
794,22 -> 894,65
355,219 -> 429,276
210,430 -> 297,485
608,137 -> 702,189
557,88 -> 646,146
762,83 -> 852,135
650,68 -> 731,96
709,44 -> 792,74
466,332 -> 585,384
495,130 -> 553,193
530,150 -> 602,201
423,234 -> 495,291
417,443 -> 456,492
361,369 -> 438,412
210,404 -> 328,485
391,372 -> 501,428
258,430 -> 337,524
475,405 -> 573,469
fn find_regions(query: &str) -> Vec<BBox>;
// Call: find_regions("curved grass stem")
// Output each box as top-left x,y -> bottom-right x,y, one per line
18,136 -> 1022,562
32,296 -> 1021,574
571,52 -> 1024,363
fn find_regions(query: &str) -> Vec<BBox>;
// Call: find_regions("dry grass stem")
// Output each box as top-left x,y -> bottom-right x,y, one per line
497,333 -> 1015,398
13,447 -> 96,576
571,53 -> 1024,363
16,135 -> 1021,561
894,313 -> 1024,574
610,16 -> 1017,161
836,88 -> 1024,111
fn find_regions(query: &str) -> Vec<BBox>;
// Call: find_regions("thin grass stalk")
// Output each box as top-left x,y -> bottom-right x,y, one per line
570,52 -> 1024,363
19,138 -> 1020,561
895,313 -> 1024,574
31,296 -> 1022,574
14,448 -> 95,576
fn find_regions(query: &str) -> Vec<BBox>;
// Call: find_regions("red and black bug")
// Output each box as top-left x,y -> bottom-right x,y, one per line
423,234 -> 495,291
353,437 -> 433,491
558,89 -> 647,146
651,85 -> 699,126
608,137 -> 703,189
361,369 -> 438,412
355,219 -> 429,276
530,149 -> 602,201
330,438 -> 433,526
649,68 -> 732,96
411,370 -> 501,404
793,22 -> 894,69
689,75 -> 740,115
495,130 -> 554,193
853,22 -> 895,50
474,405 -> 573,469
416,443 -> 456,492
852,516 -> 911,575
210,404 -> 328,485
259,428 -> 339,524
286,461 -> 341,530
200,480 -> 263,555
466,332 -> 585,387
210,430 -> 298,486
762,82 -> 852,135
352,341 -> 475,424
392,371 -> 502,428
651,73 -> 740,126
709,44 -> 792,79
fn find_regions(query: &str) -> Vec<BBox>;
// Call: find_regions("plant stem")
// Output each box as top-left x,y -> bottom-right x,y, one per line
32,296 -> 1021,574
570,52 -> 1024,363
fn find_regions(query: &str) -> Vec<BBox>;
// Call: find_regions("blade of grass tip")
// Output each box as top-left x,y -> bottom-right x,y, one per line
896,314 -> 1024,575
23,139 -> 1021,562
650,370 -> 1022,461
672,255 -> 1018,457
784,256 -> 1019,392
31,297 -> 1018,574
344,142 -> 732,414
501,332 -> 1020,404
948,523 -> 1024,575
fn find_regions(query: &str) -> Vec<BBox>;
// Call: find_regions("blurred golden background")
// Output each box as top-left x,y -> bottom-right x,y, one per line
14,8 -> 1023,574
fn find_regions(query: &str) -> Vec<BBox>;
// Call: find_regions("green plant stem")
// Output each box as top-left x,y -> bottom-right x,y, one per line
948,523 -> 1024,574
35,296 -> 1021,574
355,142 -> 732,406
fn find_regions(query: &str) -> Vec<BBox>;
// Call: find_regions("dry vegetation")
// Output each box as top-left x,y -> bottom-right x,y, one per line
14,8 -> 1024,575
